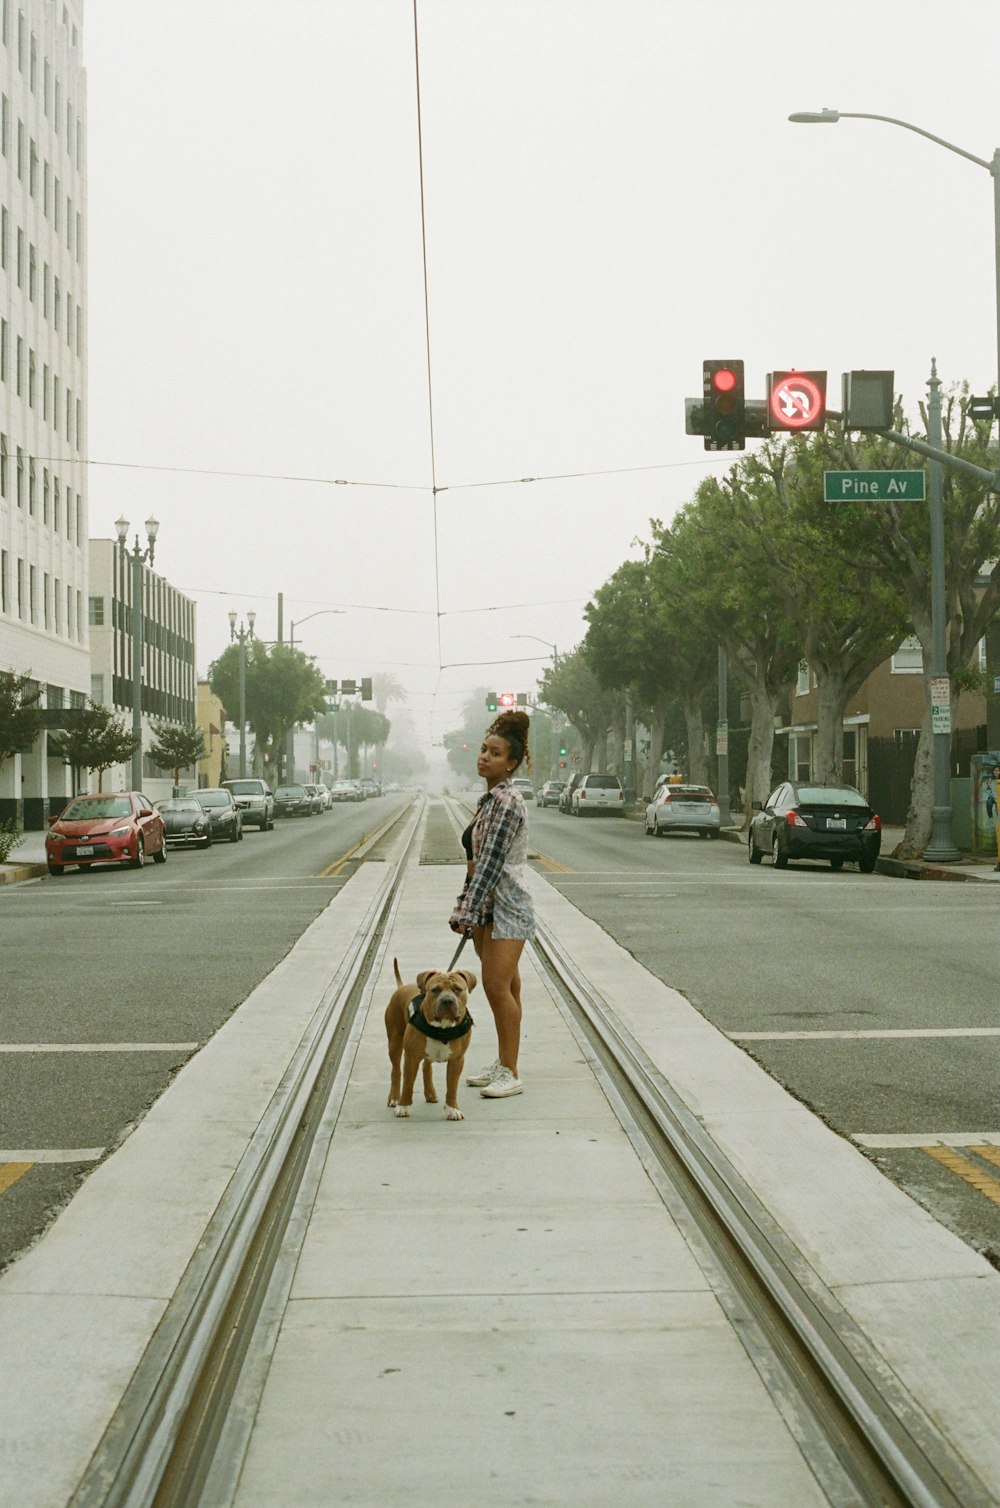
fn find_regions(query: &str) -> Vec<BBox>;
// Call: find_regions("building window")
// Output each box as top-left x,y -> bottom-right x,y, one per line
28,456 -> 35,512
43,571 -> 50,628
90,674 -> 104,705
53,477 -> 60,531
29,564 -> 36,622
793,734 -> 811,783
54,577 -> 61,632
0,319 -> 7,381
89,595 -> 105,627
0,434 -> 6,497
0,94 -> 8,157
46,684 -> 63,711
27,348 -> 35,407
16,446 -> 23,506
16,225 -> 22,284
795,660 -> 811,697
15,335 -> 22,394
42,467 -> 49,522
42,363 -> 48,418
891,636 -> 923,674
28,241 -> 35,299
0,205 -> 7,268
1,550 -> 8,615
66,584 -> 72,638
17,558 -> 24,618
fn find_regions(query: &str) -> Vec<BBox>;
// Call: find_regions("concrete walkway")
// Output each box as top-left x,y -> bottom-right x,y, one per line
0,856 -> 997,1505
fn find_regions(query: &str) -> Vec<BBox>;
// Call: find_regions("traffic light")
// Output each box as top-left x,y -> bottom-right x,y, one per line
559,742 -> 567,756
486,692 -> 498,711
360,677 -> 373,701
702,360 -> 746,450
767,370 -> 827,432
842,370 -> 894,431
498,692 -> 516,708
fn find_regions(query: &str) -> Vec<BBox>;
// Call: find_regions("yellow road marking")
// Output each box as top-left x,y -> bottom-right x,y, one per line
0,1163 -> 31,1196
923,1147 -> 1000,1207
320,839 -> 364,878
534,851 -> 572,874
972,1145 -> 1000,1173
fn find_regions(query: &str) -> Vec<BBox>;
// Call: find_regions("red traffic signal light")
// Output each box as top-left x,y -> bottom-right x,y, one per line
767,371 -> 827,432
702,360 -> 746,451
498,692 -> 516,708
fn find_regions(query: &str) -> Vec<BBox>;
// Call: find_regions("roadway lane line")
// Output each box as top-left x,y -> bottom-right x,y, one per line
852,1133 -> 1000,1148
534,852 -> 572,873
0,1043 -> 198,1053
731,1028 -> 1000,1040
974,1145 -> 1000,1171
923,1147 -> 1000,1207
0,1148 -> 104,1161
0,1164 -> 30,1194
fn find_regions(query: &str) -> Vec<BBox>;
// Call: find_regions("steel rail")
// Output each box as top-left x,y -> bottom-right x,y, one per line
70,796 -> 425,1508
531,917 -> 984,1508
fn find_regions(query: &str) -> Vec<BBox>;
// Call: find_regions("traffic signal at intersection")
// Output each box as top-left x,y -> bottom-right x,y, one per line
486,693 -> 498,711
702,360 -> 746,450
766,370 -> 827,432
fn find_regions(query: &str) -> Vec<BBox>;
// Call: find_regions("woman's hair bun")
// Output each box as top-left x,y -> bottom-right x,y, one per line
488,708 -> 530,769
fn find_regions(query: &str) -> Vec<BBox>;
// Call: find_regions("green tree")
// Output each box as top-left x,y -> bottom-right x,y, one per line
537,648 -> 618,774
59,703 -> 141,791
0,672 -> 42,774
209,640 -> 327,774
148,723 -> 206,792
315,703 -> 390,779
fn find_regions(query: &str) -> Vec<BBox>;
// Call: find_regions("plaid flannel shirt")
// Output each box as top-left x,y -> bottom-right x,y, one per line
451,778 -> 526,930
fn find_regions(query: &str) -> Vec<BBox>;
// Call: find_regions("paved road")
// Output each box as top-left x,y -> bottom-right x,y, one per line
527,805 -> 1000,1269
0,796 -> 410,1269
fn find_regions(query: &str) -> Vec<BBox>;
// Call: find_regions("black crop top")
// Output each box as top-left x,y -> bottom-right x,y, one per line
461,819 -> 475,860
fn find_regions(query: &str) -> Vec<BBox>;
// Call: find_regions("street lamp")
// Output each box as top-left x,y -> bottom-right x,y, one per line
286,609 -> 345,782
788,106 -> 981,862
115,514 -> 159,791
228,609 -> 256,778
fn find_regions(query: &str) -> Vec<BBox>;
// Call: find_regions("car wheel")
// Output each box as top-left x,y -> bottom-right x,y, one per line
153,838 -> 167,863
772,834 -> 787,869
201,833 -> 212,849
47,863 -> 64,876
748,827 -> 763,864
230,822 -> 240,843
830,857 -> 844,871
859,856 -> 877,874
708,830 -> 719,839
238,822 -> 244,840
129,837 -> 146,870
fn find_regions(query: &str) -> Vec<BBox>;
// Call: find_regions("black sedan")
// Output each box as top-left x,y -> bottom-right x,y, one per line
192,787 -> 244,842
748,781 -> 881,872
156,798 -> 213,849
273,783 -> 316,817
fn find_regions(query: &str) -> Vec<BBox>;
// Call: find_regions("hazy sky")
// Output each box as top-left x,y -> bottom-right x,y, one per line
84,0 -> 1000,747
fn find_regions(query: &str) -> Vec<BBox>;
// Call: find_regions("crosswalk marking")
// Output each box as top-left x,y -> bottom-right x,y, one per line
0,1043 -> 198,1053
853,1132 -> 1000,1148
0,1149 -> 103,1162
733,1028 -> 1000,1041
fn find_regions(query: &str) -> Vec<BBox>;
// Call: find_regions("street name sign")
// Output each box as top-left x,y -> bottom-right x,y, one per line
824,469 -> 926,502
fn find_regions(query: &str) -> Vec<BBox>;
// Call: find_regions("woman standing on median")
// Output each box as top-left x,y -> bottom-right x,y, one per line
450,709 -> 535,1099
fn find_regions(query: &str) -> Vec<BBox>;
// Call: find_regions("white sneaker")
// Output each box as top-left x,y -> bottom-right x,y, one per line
480,1067 -> 523,1098
466,1058 -> 501,1087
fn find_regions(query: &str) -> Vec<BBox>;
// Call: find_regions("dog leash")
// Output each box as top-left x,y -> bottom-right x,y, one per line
447,934 -> 469,971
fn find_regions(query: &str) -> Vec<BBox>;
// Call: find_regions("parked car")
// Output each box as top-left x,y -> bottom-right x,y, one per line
329,779 -> 365,803
221,777 -> 274,830
644,784 -> 721,839
536,780 -> 566,808
512,777 -> 534,801
571,773 -> 626,817
302,784 -> 324,815
45,792 -> 167,874
360,778 -> 382,799
747,781 -> 882,872
273,783 -> 315,817
313,782 -> 332,810
156,797 -> 213,849
559,771 -> 586,813
192,787 -> 244,842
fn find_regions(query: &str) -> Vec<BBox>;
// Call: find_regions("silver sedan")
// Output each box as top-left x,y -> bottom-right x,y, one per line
644,784 -> 721,838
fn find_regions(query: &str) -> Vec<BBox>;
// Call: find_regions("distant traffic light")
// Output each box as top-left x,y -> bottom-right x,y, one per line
767,370 -> 827,432
486,692 -> 498,711
702,360 -> 746,450
360,677 -> 373,701
559,742 -> 567,756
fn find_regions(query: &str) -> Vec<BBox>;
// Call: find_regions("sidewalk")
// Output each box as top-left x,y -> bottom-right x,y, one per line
0,832 -> 48,886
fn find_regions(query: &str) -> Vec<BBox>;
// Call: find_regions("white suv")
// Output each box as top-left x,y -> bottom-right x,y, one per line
571,773 -> 626,817
221,778 -> 274,831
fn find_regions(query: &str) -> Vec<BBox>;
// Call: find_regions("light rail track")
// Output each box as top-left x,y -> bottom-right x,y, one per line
70,794 -> 985,1506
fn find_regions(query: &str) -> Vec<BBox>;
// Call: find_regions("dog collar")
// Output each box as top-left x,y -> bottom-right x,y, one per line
408,993 -> 474,1043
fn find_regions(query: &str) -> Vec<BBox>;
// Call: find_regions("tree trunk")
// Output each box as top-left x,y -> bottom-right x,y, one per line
813,668 -> 848,783
896,684 -> 935,858
582,740 -> 596,773
683,693 -> 707,783
609,704 -> 625,778
745,677 -> 779,815
646,708 -> 666,801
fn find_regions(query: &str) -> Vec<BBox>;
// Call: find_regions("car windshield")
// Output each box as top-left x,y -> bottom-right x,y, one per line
226,781 -> 262,795
158,800 -> 201,813
797,785 -> 866,805
196,791 -> 231,807
60,796 -> 132,820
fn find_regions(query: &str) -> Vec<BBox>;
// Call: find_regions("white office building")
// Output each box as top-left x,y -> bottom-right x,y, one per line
0,0 -> 88,827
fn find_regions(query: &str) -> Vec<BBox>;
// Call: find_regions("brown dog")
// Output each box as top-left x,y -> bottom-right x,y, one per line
385,959 -> 477,1120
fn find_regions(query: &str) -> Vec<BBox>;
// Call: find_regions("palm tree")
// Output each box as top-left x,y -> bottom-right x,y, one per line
371,672 -> 407,715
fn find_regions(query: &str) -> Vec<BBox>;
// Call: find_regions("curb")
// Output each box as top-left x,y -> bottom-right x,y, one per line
0,861 -> 47,886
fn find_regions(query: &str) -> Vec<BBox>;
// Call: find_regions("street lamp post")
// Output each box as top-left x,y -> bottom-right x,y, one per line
788,106 -> 982,861
115,514 -> 159,791
228,610 -> 256,778
286,609 -> 345,783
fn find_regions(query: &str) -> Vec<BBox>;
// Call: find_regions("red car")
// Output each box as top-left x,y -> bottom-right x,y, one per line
45,792 -> 168,875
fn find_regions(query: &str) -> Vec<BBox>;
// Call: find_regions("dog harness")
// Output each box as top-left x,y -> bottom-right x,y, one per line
407,993 -> 474,1043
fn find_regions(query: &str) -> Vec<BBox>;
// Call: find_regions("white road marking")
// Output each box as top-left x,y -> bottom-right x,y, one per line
852,1133 -> 1000,1148
0,1148 -> 104,1162
0,1043 -> 198,1053
732,1028 -> 1000,1041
